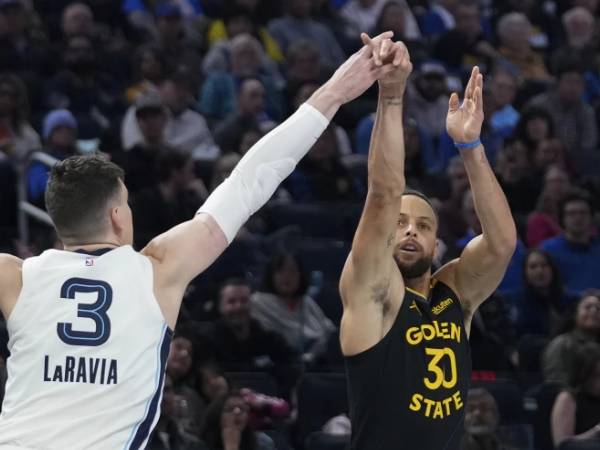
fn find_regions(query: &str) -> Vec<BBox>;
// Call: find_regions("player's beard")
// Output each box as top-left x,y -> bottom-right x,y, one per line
395,253 -> 433,279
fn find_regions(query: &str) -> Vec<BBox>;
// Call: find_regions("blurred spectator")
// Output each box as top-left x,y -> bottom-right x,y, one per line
505,249 -> 576,337
531,138 -> 567,175
460,388 -> 504,450
486,68 -> 519,139
167,332 -> 205,436
251,251 -> 335,365
552,7 -> 597,73
540,191 -> 600,294
495,139 -> 540,217
43,34 -> 122,138
0,0 -> 53,93
268,0 -> 346,71
419,0 -> 459,38
125,45 -> 167,104
433,1 -> 498,75
213,77 -> 276,154
528,61 -> 598,172
201,278 -> 299,389
200,390 -> 275,450
123,67 -> 218,160
152,4 -> 202,76
209,152 -> 241,192
543,290 -> 600,384
283,40 -> 326,97
204,5 -> 284,69
514,107 -> 554,157
437,156 -> 470,249
286,125 -> 360,202
132,150 -> 207,248
371,1 -> 427,66
551,343 -> 600,447
196,361 -> 290,430
526,165 -> 570,248
405,61 -> 450,140
454,189 -> 526,293
496,12 -> 551,83
147,374 -> 204,450
123,0 -> 203,41
200,34 -> 284,123
116,90 -> 169,193
27,109 -> 77,204
0,72 -> 40,159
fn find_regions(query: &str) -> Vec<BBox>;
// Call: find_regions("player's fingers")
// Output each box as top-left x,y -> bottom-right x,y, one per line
361,32 -> 372,47
474,85 -> 483,113
369,30 -> 394,43
372,63 -> 396,80
380,38 -> 391,62
392,42 -> 407,66
448,92 -> 460,112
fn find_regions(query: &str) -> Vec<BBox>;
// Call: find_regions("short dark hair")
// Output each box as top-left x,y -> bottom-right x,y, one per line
45,155 -> 124,243
219,277 -> 252,298
403,188 -> 439,224
559,189 -> 593,227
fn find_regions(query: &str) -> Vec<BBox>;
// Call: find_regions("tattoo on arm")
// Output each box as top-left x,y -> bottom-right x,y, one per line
383,97 -> 403,106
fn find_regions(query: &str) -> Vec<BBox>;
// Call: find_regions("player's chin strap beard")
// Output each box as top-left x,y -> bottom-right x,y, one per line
398,256 -> 433,280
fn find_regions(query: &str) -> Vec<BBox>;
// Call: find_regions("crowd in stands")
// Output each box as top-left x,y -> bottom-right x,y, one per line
1,0 -> 600,449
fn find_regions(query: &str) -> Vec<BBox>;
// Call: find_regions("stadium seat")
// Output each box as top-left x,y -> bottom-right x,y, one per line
294,239 -> 350,283
267,203 -> 345,239
297,373 -> 348,443
304,431 -> 349,450
524,382 -> 562,450
471,378 -> 524,424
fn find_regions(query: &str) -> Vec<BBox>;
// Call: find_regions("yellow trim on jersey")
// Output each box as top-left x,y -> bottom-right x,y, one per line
406,286 -> 427,300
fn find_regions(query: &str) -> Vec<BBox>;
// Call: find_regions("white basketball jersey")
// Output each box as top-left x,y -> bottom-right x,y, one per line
0,246 -> 172,450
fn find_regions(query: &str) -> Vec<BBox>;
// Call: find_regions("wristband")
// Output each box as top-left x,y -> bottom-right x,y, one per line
454,138 -> 481,150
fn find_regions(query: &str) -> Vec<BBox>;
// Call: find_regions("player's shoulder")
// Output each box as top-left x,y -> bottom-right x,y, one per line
0,252 -> 23,274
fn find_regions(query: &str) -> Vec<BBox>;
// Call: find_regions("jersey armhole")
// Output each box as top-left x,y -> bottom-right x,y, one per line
138,251 -> 173,333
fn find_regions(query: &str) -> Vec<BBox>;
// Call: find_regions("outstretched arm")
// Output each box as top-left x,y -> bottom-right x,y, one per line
339,36 -> 412,356
436,67 -> 517,318
143,34 -> 397,327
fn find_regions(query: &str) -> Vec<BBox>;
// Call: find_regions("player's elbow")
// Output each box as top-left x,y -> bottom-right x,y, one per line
490,226 -> 517,258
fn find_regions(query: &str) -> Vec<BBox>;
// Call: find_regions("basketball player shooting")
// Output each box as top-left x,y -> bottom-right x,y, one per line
0,33 -> 398,450
340,37 -> 517,450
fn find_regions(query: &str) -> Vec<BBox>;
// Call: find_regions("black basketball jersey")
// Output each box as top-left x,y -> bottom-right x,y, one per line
345,279 -> 471,450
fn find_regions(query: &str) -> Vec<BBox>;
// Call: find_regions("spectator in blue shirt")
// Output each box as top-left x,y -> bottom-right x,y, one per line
541,190 -> 600,295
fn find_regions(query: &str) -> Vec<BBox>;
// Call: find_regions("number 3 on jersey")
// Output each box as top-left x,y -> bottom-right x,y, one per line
57,277 -> 113,346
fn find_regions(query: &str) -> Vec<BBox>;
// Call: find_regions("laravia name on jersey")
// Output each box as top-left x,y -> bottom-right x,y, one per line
43,355 -> 118,385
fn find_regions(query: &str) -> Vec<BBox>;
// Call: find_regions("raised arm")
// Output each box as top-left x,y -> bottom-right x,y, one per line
142,34 -> 397,327
339,36 -> 412,355
435,67 -> 517,319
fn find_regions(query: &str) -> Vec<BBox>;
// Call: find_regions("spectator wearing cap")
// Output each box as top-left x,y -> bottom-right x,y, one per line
122,67 -> 218,160
405,61 -> 450,140
199,34 -> 284,123
0,72 -> 41,160
154,2 -> 202,72
268,0 -> 346,71
43,34 -> 122,139
27,109 -> 78,204
116,89 -> 170,194
496,12 -> 551,83
527,61 -> 598,173
433,0 -> 497,75
540,191 -> 600,294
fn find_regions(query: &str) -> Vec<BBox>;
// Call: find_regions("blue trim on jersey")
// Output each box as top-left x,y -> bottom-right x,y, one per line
125,325 -> 172,450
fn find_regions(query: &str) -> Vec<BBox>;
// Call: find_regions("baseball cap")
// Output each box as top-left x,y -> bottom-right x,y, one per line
134,90 -> 165,115
43,109 -> 78,140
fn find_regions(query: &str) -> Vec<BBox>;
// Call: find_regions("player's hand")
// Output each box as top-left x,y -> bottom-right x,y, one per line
324,31 -> 397,104
446,66 -> 484,143
361,32 -> 412,94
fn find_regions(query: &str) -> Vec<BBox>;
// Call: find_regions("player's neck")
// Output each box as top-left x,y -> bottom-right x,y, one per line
405,274 -> 432,299
63,241 -> 121,252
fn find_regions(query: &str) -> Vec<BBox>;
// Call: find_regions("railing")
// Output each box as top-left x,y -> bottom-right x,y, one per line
17,151 -> 57,245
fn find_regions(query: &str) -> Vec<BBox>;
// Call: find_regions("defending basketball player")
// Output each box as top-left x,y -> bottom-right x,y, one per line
0,33 -> 398,450
340,37 -> 517,449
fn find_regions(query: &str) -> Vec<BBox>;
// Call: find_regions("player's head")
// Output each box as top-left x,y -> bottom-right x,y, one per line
394,189 -> 439,279
45,155 -> 132,247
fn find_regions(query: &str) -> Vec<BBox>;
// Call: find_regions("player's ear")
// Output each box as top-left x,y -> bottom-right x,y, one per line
109,205 -> 124,236
433,238 -> 446,267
